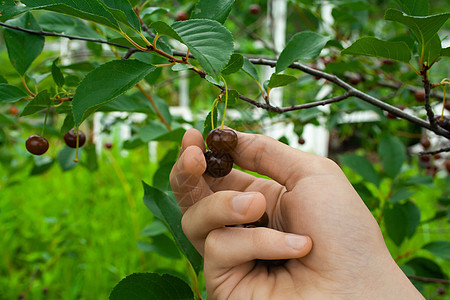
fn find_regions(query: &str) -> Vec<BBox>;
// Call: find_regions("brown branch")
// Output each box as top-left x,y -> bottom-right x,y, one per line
0,21 -> 132,50
422,70 -> 438,129
418,147 -> 450,155
408,276 -> 450,285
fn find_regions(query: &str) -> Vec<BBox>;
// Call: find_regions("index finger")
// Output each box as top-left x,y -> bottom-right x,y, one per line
232,132 -> 333,191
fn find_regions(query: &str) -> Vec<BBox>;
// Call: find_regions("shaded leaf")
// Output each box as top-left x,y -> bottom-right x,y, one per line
191,0 -> 235,24
101,0 -> 140,31
22,0 -> 120,30
57,146 -> 81,171
222,54 -> 244,75
384,201 -> 420,246
421,34 -> 441,64
0,84 -> 27,104
276,32 -> 329,73
142,183 -> 203,274
4,12 -> 45,75
150,21 -> 182,41
441,47 -> 450,57
141,220 -> 168,237
423,241 -> 450,260
390,187 -> 415,204
30,156 -> 54,176
72,60 -> 154,126
110,273 -> 194,300
385,9 -> 450,47
241,57 -> 259,81
52,58 -> 65,88
138,234 -> 181,259
20,90 -> 51,117
267,73 -> 297,89
377,135 -> 406,178
342,37 -> 411,63
406,257 -> 447,278
38,12 -> 103,39
395,0 -> 429,16
339,154 -> 380,186
0,1 -> 29,22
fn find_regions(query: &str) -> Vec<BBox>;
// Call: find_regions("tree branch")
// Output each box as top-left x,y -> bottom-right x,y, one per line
418,147 -> 450,155
408,275 -> 450,285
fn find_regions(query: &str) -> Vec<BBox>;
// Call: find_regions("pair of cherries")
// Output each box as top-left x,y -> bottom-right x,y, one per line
203,129 -> 270,229
25,129 -> 86,156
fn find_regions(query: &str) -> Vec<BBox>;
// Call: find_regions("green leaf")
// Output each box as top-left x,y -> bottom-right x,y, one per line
22,0 -> 120,30
4,12 -> 45,76
385,9 -> 450,47
267,73 -> 297,89
52,58 -> 65,88
57,146 -> 81,171
150,21 -> 182,41
395,0 -> 429,16
38,12 -> 103,39
191,0 -> 235,24
0,75 -> 7,84
72,60 -> 154,126
390,187 -> 415,204
20,90 -> 52,117
142,182 -> 203,274
138,234 -> 181,259
341,37 -> 411,63
100,94 -> 152,113
0,84 -> 27,104
276,32 -> 329,73
141,220 -> 168,237
241,57 -> 259,81
406,257 -> 446,278
384,201 -> 420,246
101,0 -> 140,31
441,47 -> 450,57
30,156 -> 54,176
0,2 -> 29,22
421,34 -> 441,64
110,273 -> 194,300
339,154 -> 380,186
377,135 -> 406,178
203,106 -> 218,139
172,19 -> 233,80
222,54 -> 244,75
423,241 -> 450,260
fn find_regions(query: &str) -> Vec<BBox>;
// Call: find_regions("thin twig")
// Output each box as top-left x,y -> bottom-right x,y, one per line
228,15 -> 276,54
408,275 -> 450,285
136,83 -> 172,131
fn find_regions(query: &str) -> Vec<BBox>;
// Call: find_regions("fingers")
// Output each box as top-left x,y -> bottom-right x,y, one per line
231,131 -> 329,190
170,129 -> 211,213
182,191 -> 266,254
204,227 -> 312,269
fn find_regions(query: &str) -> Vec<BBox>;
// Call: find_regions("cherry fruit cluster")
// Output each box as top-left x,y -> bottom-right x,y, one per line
25,129 -> 86,156
204,129 -> 237,178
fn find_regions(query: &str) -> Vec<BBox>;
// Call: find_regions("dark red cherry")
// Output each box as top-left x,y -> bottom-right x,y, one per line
206,129 -> 238,153
249,4 -> 261,15
414,90 -> 425,102
435,116 -> 450,131
25,135 -> 49,155
64,129 -> 86,148
204,151 -> 234,178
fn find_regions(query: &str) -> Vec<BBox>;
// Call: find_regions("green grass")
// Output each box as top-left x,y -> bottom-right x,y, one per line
0,146 -> 194,299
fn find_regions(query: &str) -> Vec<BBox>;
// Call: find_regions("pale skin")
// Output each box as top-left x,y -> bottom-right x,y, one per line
170,128 -> 424,300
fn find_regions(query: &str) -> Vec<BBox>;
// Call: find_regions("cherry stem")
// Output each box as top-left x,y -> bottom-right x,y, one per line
21,76 -> 35,97
41,106 -> 50,136
211,96 -> 220,129
220,77 -> 228,129
74,127 -> 80,162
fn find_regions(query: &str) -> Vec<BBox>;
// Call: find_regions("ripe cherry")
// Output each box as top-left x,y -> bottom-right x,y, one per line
414,90 -> 425,103
298,137 -> 305,145
204,151 -> 234,178
104,142 -> 113,149
381,58 -> 394,66
249,4 -> 261,15
419,154 -> 431,163
176,11 -> 189,21
420,135 -> 430,149
206,129 -> 238,153
64,129 -> 86,148
25,135 -> 49,155
435,116 -> 450,132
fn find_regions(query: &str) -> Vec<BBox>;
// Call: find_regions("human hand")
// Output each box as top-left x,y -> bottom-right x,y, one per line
170,128 -> 423,300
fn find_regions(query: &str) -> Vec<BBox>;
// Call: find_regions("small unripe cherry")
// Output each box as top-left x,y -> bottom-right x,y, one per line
249,4 -> 261,15
176,11 -> 189,21
9,105 -> 18,116
414,90 -> 425,103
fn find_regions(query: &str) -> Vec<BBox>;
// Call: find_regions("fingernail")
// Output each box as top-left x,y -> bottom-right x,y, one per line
232,193 -> 256,214
285,234 -> 308,250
